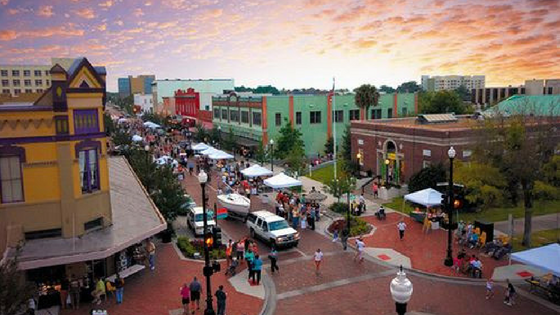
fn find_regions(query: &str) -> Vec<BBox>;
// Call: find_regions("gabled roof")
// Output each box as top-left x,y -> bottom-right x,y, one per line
67,57 -> 105,89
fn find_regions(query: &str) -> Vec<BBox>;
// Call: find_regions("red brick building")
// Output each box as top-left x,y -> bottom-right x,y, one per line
175,88 -> 200,118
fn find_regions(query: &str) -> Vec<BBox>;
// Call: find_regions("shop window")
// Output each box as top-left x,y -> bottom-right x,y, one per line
230,109 -> 239,122
25,228 -> 62,240
252,112 -> 262,126
275,113 -> 282,126
79,148 -> 100,193
241,111 -> 249,123
213,108 -> 220,119
0,155 -> 24,203
349,109 -> 360,120
34,70 -> 42,76
332,110 -> 343,123
310,111 -> 321,124
387,108 -> 393,118
84,217 -> 103,231
296,112 -> 302,125
23,70 -> 31,77
73,109 -> 99,134
221,109 -> 228,120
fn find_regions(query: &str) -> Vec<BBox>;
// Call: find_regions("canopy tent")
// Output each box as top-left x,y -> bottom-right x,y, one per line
155,155 -> 178,167
209,150 -> 234,160
131,135 -> 143,142
200,147 -> 220,156
403,188 -> 442,207
264,173 -> 302,189
511,243 -> 560,277
143,121 -> 161,129
241,164 -> 273,178
192,143 -> 210,151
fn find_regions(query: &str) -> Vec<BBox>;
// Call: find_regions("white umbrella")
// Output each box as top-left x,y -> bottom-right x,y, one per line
208,150 -> 234,160
192,143 -> 210,151
241,164 -> 273,177
132,135 -> 143,142
264,173 -> 302,189
117,117 -> 128,124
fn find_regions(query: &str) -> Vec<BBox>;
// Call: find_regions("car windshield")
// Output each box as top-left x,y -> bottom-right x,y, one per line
268,220 -> 289,231
194,212 -> 213,222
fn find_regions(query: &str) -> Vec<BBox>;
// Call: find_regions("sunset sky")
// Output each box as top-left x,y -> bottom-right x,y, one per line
0,0 -> 559,92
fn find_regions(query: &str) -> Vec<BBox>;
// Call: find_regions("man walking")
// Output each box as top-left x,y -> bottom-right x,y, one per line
189,277 -> 202,312
146,239 -> 156,270
269,246 -> 279,273
341,228 -> 349,250
354,237 -> 365,263
397,220 -> 407,240
215,285 -> 227,315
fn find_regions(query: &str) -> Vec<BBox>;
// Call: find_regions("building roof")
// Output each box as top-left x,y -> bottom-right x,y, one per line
0,92 -> 44,105
11,156 -> 166,270
351,115 -> 475,131
484,95 -> 560,117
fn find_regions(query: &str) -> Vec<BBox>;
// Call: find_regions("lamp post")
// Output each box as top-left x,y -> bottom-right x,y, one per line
198,170 -> 215,315
384,159 -> 390,185
144,145 -> 151,191
217,125 -> 222,149
345,179 -> 351,232
444,146 -> 456,267
269,139 -> 274,172
356,152 -> 362,177
390,265 -> 413,315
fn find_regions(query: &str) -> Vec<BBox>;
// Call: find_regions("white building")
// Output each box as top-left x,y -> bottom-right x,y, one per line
421,75 -> 485,92
134,93 -> 154,113
151,79 -> 234,113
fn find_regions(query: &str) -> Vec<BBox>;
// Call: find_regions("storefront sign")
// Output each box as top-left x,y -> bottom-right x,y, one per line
423,149 -> 431,157
387,153 -> 396,160
358,139 -> 364,145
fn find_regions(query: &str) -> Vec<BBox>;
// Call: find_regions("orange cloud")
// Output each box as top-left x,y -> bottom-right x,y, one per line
133,8 -> 144,17
37,5 -> 54,17
0,26 -> 84,41
73,8 -> 96,19
98,0 -> 113,8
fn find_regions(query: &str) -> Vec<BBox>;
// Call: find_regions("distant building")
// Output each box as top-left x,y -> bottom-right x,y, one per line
484,95 -> 560,117
151,79 -> 234,113
118,78 -> 131,98
421,75 -> 485,92
117,75 -> 155,98
471,79 -> 560,106
133,93 -> 154,113
0,64 -> 51,96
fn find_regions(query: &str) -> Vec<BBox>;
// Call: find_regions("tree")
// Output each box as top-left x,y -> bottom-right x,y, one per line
323,175 -> 356,203
324,136 -> 334,155
254,143 -> 268,165
0,250 -> 36,315
103,112 -> 116,135
454,161 -> 506,208
193,123 -> 209,143
455,85 -> 472,102
285,145 -> 306,177
419,90 -> 466,114
396,81 -> 421,93
254,85 -> 280,95
112,128 -> 133,147
354,84 -> 379,120
275,120 -> 304,159
340,125 -> 352,163
209,126 -> 221,147
379,85 -> 395,93
407,164 -> 446,193
116,95 -> 134,115
221,127 -> 237,152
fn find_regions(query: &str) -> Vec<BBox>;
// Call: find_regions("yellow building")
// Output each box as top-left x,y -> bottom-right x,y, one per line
0,58 -> 165,283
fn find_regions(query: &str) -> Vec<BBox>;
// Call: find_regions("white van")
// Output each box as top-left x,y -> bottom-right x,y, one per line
246,210 -> 299,247
187,207 -> 216,236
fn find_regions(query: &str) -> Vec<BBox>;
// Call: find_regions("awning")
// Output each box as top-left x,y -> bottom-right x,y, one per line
208,150 -> 234,160
200,147 -> 220,156
241,164 -> 273,178
511,244 -> 560,276
264,173 -> 302,189
11,157 -> 167,270
403,188 -> 442,207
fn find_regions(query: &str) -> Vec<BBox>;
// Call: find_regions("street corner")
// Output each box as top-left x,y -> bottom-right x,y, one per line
228,269 -> 266,300
364,247 -> 412,269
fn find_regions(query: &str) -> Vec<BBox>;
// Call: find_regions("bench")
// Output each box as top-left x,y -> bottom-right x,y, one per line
106,264 -> 145,282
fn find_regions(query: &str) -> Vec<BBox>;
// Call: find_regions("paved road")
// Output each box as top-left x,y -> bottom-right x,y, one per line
494,213 -> 560,235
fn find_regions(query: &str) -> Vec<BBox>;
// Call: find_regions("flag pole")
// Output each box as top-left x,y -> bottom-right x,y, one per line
332,77 -> 337,180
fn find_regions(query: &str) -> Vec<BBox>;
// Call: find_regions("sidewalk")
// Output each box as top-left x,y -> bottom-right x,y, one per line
494,213 -> 560,235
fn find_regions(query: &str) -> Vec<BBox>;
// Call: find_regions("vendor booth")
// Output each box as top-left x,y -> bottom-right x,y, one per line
192,143 -> 210,151
512,244 -> 560,277
403,188 -> 445,228
208,150 -> 234,160
241,164 -> 273,178
264,173 -> 302,189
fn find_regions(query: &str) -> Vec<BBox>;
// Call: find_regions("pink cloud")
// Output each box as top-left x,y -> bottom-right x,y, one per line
73,8 -> 96,19
37,5 -> 54,17
0,26 -> 84,41
98,0 -> 113,8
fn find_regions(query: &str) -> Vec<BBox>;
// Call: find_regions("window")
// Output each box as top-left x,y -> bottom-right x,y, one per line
25,89 -> 32,93
241,111 -> 249,123
296,112 -> 302,125
14,89 -> 20,95
371,109 -> 382,119
23,70 -> 30,77
387,108 -> 393,118
12,79 -> 20,86
2,89 -> 9,94
310,111 -> 321,124
0,70 -> 7,76
25,228 -> 62,240
275,113 -> 281,126
46,80 -> 50,85
34,70 -> 42,76
35,79 -> 42,86
24,79 -> 31,86
213,108 -> 220,119
332,110 -> 343,123
79,149 -> 100,193
84,217 -> 103,231
221,109 -> 228,120
45,70 -> 50,76
402,108 -> 408,116
73,109 -> 99,134
36,88 -> 43,93
230,109 -> 239,122
0,155 -> 24,203
12,70 -> 20,76
349,109 -> 360,120
422,160 -> 431,168
1,80 -> 8,87
55,117 -> 69,135
252,112 -> 262,126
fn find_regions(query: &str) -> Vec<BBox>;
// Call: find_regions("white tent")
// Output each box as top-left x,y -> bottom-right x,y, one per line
117,117 -> 128,124
241,164 -> 273,178
131,135 -> 143,142
264,173 -> 302,189
208,150 -> 234,160
511,243 -> 560,276
200,147 -> 220,156
192,143 -> 210,151
155,155 -> 178,167
403,188 -> 442,207
143,121 -> 161,129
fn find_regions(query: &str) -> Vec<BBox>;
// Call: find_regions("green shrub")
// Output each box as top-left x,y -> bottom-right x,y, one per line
210,248 -> 226,260
349,216 -> 370,237
177,236 -> 196,257
329,202 -> 349,214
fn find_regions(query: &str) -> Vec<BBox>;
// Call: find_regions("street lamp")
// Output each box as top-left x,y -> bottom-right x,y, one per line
198,170 -> 215,315
269,139 -> 274,172
390,265 -> 413,315
384,159 -> 390,185
217,126 -> 222,149
144,145 -> 151,191
345,178 -> 351,232
356,152 -> 362,177
444,146 -> 456,267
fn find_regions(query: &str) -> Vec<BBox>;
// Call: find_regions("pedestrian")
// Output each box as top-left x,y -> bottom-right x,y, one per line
146,239 -> 156,270
308,211 -> 316,230
354,237 -> 365,263
252,255 -> 263,285
332,229 -> 339,242
236,239 -> 245,261
341,228 -> 349,250
60,277 -> 69,310
115,274 -> 125,304
269,246 -> 279,273
215,285 -> 227,315
504,279 -> 516,306
226,239 -> 233,268
180,283 -> 190,315
189,277 -> 202,312
27,297 -> 36,315
397,220 -> 407,240
314,249 -> 323,274
485,278 -> 494,300
372,182 -> 379,198
245,248 -> 255,282
69,274 -> 81,310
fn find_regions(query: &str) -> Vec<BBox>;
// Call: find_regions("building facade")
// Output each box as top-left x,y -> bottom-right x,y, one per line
118,77 -> 131,98
471,79 -> 560,106
212,92 -> 418,156
133,93 -> 154,113
0,64 -> 51,96
152,79 -> 234,113
422,75 -> 485,92
175,88 -> 200,118
118,75 -> 155,98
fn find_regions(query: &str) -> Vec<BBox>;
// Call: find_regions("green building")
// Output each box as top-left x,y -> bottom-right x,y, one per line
212,92 -> 418,156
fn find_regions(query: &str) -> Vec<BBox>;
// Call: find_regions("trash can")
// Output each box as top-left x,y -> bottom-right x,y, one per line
474,220 -> 493,243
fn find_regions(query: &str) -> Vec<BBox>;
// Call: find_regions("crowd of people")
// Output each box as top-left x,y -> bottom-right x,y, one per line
274,189 -> 321,231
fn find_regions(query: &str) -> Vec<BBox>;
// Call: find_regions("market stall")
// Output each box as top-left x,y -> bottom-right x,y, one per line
192,143 -> 210,151
241,164 -> 273,178
403,188 -> 444,227
264,173 -> 302,189
512,244 -> 560,277
208,150 -> 234,160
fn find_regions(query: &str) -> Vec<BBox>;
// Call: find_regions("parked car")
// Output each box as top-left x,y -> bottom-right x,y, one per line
187,207 -> 216,236
246,210 -> 299,248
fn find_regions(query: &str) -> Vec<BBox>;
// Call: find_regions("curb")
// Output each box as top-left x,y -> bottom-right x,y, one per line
258,273 -> 277,315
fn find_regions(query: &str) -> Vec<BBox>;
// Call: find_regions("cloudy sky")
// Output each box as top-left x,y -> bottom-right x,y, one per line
0,0 -> 558,92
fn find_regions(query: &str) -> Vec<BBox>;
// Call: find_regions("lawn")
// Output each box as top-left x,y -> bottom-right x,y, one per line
383,197 -> 560,224
307,162 -> 346,184
511,229 -> 560,251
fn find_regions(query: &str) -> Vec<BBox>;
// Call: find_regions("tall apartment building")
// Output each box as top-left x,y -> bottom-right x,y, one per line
421,75 -> 485,92
0,65 -> 52,96
471,78 -> 560,106
117,75 -> 155,98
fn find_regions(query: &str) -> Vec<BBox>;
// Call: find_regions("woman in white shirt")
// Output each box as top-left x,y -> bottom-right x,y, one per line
313,249 -> 323,274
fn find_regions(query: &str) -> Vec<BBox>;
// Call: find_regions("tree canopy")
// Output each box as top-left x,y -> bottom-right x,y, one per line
234,85 -> 280,95
274,119 -> 304,159
454,85 -> 472,102
407,163 -> 446,193
354,84 -> 380,114
323,175 -> 356,203
324,136 -> 334,155
419,90 -> 466,114
454,161 -> 506,208
396,81 -> 421,93
0,250 -> 35,315
379,85 -> 396,93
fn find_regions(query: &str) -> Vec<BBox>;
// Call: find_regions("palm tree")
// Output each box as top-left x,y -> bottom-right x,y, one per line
354,84 -> 379,120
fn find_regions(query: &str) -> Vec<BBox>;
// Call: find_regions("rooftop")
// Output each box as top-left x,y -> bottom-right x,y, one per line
10,156 -> 166,270
352,115 -> 476,131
